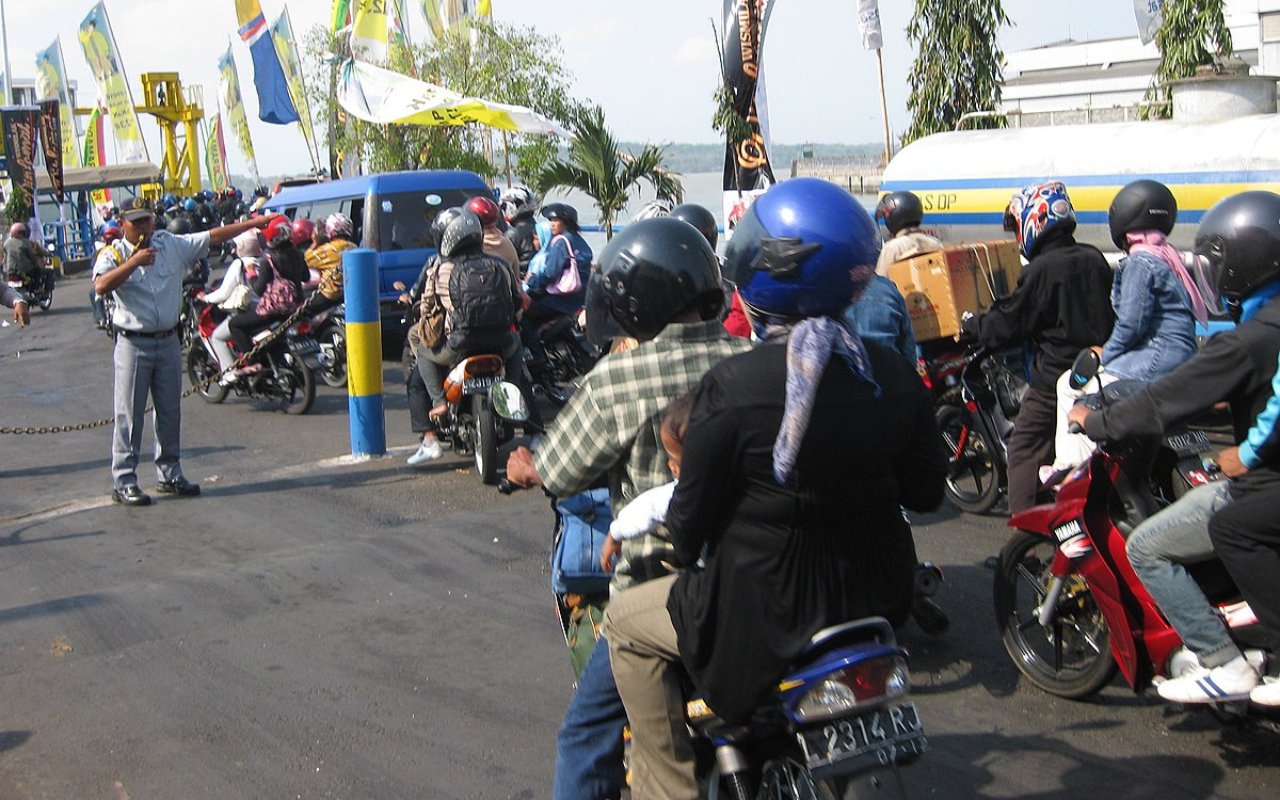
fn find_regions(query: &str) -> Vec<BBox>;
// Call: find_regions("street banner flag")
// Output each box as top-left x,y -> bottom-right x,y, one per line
34,38 -> 82,169
37,100 -> 67,203
83,105 -> 111,207
205,113 -> 231,192
78,2 -> 149,164
272,7 -> 321,172
1134,0 -> 1165,45
422,0 -> 492,40
235,0 -> 299,125
337,58 -> 570,136
218,46 -> 262,186
720,0 -> 776,235
2,107 -> 41,216
857,0 -> 883,51
352,0 -> 390,66
331,0 -> 352,34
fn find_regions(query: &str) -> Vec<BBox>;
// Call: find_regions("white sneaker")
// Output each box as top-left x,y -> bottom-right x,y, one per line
219,370 -> 239,387
1157,655 -> 1259,703
1250,676 -> 1280,707
407,439 -> 442,467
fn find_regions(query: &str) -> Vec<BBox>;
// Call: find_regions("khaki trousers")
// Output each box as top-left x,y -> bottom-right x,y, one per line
604,574 -> 698,800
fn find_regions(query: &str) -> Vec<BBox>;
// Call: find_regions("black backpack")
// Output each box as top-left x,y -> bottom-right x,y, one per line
447,253 -> 516,353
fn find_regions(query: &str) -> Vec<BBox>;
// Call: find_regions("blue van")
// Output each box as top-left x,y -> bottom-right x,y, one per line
262,170 -> 491,319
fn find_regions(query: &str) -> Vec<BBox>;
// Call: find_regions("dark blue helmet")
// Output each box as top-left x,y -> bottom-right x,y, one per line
724,178 -> 880,319
183,198 -> 198,213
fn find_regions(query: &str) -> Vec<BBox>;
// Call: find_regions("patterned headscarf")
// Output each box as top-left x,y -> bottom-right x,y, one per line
1007,181 -> 1076,258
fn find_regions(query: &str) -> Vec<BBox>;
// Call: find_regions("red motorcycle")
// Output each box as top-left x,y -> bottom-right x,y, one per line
992,350 -> 1270,701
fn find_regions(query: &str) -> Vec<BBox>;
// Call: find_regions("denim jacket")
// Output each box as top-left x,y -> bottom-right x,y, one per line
525,230 -> 593,314
1100,250 -> 1198,381
843,275 -> 918,364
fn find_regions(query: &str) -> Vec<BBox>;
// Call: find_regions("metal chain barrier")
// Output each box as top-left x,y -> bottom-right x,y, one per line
1,292 -> 315,436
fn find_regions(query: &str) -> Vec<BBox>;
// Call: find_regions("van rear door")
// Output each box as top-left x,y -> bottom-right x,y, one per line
367,188 -> 486,301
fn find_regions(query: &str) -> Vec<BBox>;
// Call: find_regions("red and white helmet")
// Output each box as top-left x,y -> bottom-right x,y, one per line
466,195 -> 501,228
264,216 -> 294,249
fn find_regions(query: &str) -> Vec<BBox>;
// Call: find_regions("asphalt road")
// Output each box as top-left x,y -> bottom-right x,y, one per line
1,273 -> 1278,799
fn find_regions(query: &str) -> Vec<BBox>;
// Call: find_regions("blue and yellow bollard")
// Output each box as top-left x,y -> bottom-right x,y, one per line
342,248 -> 386,457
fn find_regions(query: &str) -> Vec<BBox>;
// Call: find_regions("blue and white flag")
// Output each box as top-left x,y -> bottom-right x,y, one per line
857,0 -> 882,51
1134,0 -> 1165,45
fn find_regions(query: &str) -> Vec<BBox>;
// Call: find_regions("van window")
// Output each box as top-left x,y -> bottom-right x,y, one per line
308,199 -> 344,222
342,197 -> 366,245
374,189 -> 483,251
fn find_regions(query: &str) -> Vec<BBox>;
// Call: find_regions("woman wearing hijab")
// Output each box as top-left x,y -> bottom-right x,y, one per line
603,179 -> 946,798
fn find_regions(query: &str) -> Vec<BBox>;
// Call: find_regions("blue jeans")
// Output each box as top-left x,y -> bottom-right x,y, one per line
552,636 -> 626,800
1125,481 -> 1240,667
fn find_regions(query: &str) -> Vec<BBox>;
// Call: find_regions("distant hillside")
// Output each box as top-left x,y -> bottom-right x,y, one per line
630,142 -> 883,175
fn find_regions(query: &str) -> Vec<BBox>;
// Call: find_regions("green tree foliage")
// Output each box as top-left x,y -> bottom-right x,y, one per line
903,1 -> 1010,145
1145,0 -> 1234,118
303,21 -> 581,181
4,185 -> 30,225
533,106 -> 683,239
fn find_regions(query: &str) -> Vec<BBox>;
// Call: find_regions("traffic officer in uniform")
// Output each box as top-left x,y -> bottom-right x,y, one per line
93,197 -> 271,506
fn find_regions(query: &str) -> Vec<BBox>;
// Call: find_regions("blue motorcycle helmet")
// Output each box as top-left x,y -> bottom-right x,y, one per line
724,178 -> 881,319
183,198 -> 198,213
1004,181 -> 1077,259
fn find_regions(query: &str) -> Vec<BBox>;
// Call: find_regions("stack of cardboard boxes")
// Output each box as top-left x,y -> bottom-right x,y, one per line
883,241 -> 1023,342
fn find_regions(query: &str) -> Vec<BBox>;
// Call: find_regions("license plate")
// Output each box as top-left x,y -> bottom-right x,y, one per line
1164,429 -> 1212,458
290,338 -> 320,355
798,702 -> 927,778
463,375 -> 499,394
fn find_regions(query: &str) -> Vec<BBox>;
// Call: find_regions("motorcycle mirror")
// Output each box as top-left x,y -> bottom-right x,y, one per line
491,381 -> 529,422
1068,348 -> 1101,391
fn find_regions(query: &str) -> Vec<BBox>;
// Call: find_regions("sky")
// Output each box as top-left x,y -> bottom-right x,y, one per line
1,1 -> 1141,180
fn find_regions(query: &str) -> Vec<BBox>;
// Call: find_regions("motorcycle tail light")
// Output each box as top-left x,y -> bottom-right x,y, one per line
792,655 -> 910,723
461,354 -> 504,379
295,321 -> 312,335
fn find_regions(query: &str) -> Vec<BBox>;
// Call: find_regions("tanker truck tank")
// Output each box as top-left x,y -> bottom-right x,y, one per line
880,113 -> 1280,253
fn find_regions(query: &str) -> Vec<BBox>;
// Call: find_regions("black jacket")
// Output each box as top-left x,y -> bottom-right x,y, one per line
665,340 -> 945,724
1083,296 -> 1280,497
506,216 -> 538,270
967,234 -> 1114,392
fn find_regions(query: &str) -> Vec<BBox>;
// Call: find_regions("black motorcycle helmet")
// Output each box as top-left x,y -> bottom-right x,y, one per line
1193,190 -> 1280,315
874,191 -> 925,236
430,207 -> 465,249
1108,179 -> 1177,250
589,218 -> 724,342
439,208 -> 484,260
166,216 -> 193,235
670,203 -> 719,249
541,203 -> 579,230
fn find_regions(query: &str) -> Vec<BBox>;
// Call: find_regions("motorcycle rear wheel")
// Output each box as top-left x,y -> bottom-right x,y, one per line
185,345 -> 228,404
994,531 -> 1117,699
283,361 -> 316,415
935,402 -> 1002,515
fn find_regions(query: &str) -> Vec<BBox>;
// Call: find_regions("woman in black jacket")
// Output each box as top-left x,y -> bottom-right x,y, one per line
604,179 -> 946,798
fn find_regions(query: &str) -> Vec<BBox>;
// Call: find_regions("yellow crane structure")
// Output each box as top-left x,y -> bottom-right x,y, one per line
74,71 -> 206,200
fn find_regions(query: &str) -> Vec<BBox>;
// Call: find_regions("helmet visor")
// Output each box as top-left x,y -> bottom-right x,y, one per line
1192,236 -> 1231,316
584,267 -> 624,348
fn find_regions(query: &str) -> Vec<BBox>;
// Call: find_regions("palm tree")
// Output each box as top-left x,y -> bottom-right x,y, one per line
534,106 -> 683,239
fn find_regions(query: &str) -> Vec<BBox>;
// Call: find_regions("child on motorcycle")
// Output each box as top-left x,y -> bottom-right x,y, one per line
598,393 -> 693,575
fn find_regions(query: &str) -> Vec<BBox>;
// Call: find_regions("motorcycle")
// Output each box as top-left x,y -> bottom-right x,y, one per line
185,303 -> 319,415
690,617 -> 924,800
309,304 -> 348,388
524,311 -> 599,405
992,349 -> 1270,702
435,354 -> 520,484
929,345 -> 1026,514
7,269 -> 54,311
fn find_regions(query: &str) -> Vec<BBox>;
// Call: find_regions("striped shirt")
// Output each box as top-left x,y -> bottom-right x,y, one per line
534,320 -> 752,593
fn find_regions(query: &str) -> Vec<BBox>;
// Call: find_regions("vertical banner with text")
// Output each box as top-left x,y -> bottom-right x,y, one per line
205,113 -> 231,192
38,100 -> 66,204
34,38 -> 82,170
272,7 -> 321,172
82,106 -> 111,207
77,2 -> 149,164
720,0 -> 776,237
218,46 -> 262,186
2,107 -> 41,217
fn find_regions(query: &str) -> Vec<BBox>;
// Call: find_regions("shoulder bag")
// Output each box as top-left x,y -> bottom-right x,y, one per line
545,235 -> 581,296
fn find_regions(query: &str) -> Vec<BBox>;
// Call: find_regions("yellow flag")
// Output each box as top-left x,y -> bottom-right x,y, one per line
352,0 -> 389,65
77,2 -> 148,164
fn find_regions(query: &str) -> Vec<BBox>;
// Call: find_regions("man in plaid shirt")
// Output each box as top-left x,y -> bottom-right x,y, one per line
505,218 -> 750,800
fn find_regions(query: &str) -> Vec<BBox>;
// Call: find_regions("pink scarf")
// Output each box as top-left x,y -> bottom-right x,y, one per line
1126,230 -> 1209,325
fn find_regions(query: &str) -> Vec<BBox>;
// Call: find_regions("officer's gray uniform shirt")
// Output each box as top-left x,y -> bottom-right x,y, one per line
93,230 -> 211,332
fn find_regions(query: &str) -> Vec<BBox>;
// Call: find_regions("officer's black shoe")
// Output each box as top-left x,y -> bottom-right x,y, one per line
156,477 -> 201,497
112,485 -> 153,507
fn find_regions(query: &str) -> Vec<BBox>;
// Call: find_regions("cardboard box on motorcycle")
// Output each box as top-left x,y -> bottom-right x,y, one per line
885,240 -> 1022,343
